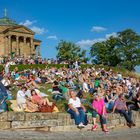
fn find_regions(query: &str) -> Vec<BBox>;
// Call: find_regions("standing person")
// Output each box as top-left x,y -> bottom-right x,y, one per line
92,94 -> 109,132
67,90 -> 88,128
112,93 -> 135,128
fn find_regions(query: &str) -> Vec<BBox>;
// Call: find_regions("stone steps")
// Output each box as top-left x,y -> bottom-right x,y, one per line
0,111 -> 139,131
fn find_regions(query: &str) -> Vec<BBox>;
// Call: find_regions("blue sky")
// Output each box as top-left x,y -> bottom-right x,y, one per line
0,0 -> 140,60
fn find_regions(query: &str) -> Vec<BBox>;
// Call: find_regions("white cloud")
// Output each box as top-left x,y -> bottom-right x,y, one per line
20,20 -> 47,35
47,35 -> 58,40
91,26 -> 107,32
31,26 -> 46,35
19,20 -> 35,27
105,32 -> 117,38
77,32 -> 117,47
77,38 -> 105,47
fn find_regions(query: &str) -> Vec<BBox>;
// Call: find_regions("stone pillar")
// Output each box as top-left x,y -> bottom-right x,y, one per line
23,37 -> 26,57
30,38 -> 34,56
16,36 -> 19,56
38,46 -> 40,56
4,36 -> 8,56
24,37 -> 26,44
8,35 -> 11,56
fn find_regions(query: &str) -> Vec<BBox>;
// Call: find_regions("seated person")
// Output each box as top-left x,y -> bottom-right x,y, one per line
112,93 -> 135,128
16,86 -> 27,111
59,83 -> 69,100
128,92 -> 140,112
30,89 -> 52,106
67,90 -> 88,128
82,79 -> 89,93
92,93 -> 109,132
14,71 -> 21,80
1,76 -> 11,89
104,90 -> 116,111
26,74 -> 40,89
0,81 -> 8,112
52,80 -> 61,93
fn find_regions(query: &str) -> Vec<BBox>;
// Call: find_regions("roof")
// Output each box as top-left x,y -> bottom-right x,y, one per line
0,25 -> 35,35
34,39 -> 41,42
0,16 -> 17,25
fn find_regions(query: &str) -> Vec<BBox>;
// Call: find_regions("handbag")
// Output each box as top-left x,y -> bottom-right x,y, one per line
39,102 -> 55,113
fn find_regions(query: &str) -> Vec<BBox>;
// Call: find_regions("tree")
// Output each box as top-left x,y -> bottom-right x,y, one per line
56,40 -> 88,63
90,29 -> 140,71
90,36 -> 120,66
116,29 -> 140,70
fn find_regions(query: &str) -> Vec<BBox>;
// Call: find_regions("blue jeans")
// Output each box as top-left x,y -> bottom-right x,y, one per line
118,110 -> 132,124
0,102 -> 7,112
67,108 -> 88,125
92,110 -> 107,124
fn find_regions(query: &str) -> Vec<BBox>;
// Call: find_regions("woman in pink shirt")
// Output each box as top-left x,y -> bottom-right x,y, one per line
92,93 -> 109,132
30,89 -> 51,106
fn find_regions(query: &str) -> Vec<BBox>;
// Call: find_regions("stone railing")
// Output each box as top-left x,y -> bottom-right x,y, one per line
0,111 -> 139,131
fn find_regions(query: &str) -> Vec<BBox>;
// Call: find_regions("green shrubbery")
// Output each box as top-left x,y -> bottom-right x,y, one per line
0,64 -> 139,80
0,65 -> 3,71
9,64 -> 69,71
10,64 -> 46,71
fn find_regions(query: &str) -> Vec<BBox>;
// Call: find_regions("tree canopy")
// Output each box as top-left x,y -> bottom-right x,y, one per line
90,29 -> 140,71
56,40 -> 88,63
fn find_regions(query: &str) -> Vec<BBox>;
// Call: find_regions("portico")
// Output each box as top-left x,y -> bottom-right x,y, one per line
0,9 -> 41,58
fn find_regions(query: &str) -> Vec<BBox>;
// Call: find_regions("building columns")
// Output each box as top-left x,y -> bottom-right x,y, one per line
30,38 -> 34,56
8,35 -> 11,55
16,36 -> 19,56
38,46 -> 40,56
3,35 -> 40,58
4,36 -> 8,56
23,37 -> 26,57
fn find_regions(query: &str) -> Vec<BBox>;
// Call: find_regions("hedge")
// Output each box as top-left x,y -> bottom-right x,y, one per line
0,65 -> 3,72
0,64 -> 127,72
0,64 -> 138,80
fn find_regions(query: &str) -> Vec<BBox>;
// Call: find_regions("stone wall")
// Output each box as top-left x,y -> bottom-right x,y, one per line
0,111 -> 139,131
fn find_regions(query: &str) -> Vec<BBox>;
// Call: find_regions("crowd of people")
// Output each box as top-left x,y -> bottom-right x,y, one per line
0,60 -> 140,132
0,56 -> 51,65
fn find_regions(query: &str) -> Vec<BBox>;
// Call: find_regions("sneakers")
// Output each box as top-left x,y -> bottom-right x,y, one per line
92,124 -> 97,131
127,122 -> 136,128
131,122 -> 136,127
78,123 -> 85,128
0,109 -> 4,113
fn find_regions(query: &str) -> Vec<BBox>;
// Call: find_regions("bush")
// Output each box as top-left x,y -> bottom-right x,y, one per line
10,64 -> 46,71
47,64 -> 68,69
0,65 -> 3,71
9,64 -> 69,72
0,63 -> 139,80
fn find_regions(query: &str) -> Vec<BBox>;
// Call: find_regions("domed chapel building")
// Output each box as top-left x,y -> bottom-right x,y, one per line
0,9 -> 41,58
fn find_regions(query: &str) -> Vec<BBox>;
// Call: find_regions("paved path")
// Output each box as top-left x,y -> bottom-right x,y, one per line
0,128 -> 139,140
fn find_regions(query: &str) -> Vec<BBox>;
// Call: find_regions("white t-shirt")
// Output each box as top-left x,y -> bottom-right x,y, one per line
68,97 -> 81,108
16,90 -> 26,104
1,79 -> 10,86
83,82 -> 89,92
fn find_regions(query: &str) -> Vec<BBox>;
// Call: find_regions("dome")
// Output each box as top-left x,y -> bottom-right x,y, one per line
0,17 -> 17,25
